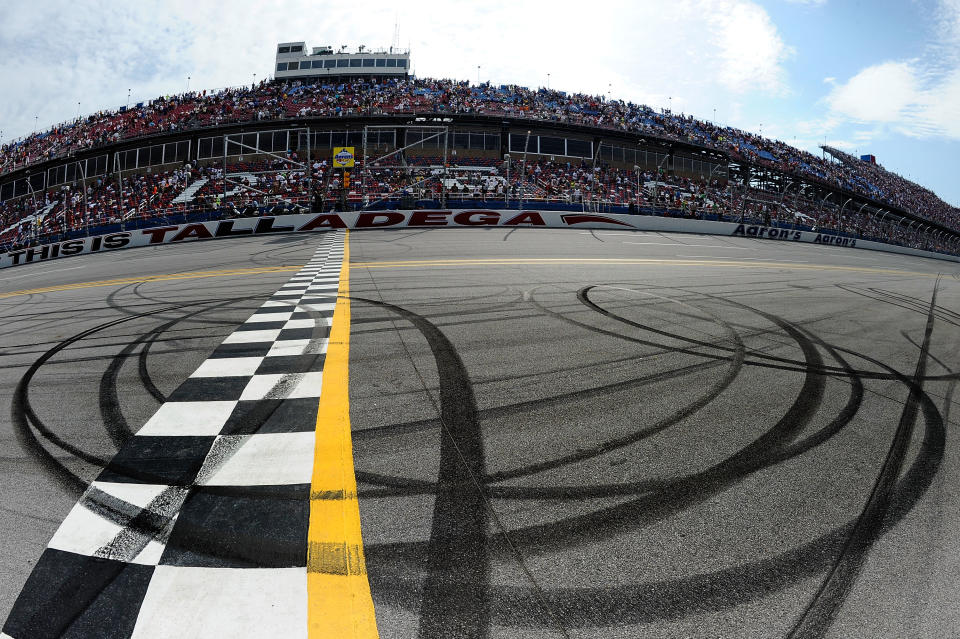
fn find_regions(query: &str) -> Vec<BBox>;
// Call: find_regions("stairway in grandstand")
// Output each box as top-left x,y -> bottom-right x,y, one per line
225,172 -> 258,197
171,178 -> 209,204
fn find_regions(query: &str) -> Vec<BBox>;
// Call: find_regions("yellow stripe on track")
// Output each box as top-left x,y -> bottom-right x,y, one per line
308,230 -> 379,638
351,256 -> 943,277
0,265 -> 302,299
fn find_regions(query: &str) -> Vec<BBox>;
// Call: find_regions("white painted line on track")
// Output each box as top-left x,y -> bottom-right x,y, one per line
2,264 -> 85,280
624,241 -> 750,249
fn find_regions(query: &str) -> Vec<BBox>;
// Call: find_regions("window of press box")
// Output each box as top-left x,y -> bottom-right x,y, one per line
276,63 -> 287,71
362,58 -> 375,67
386,59 -> 397,67
278,46 -> 290,53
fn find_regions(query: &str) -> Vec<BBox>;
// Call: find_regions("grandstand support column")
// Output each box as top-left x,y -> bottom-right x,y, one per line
590,137 -> 602,213
707,161 -> 725,185
817,192 -> 833,228
114,152 -> 124,225
25,175 -> 39,243
78,160 -> 90,236
306,126 -> 312,193
856,202 -> 868,234
504,154 -> 510,207
521,130 -> 532,210
222,133 -> 228,207
653,154 -> 670,212
838,197 -> 852,233
361,126 -> 368,207
793,184 -> 811,228
777,181 -> 795,227
442,126 -> 448,208
633,165 -> 641,211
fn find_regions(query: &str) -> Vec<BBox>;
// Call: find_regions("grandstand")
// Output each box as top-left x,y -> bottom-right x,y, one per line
2,44 -> 958,256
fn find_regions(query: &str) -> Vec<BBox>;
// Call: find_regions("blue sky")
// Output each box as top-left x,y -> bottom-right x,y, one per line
0,0 -> 957,205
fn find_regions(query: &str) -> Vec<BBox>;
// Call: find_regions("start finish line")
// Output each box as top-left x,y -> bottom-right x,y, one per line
0,210 -> 955,269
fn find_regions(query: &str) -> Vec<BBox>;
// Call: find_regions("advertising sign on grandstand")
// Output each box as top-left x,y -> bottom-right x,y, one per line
3,210 -> 958,270
332,147 -> 355,168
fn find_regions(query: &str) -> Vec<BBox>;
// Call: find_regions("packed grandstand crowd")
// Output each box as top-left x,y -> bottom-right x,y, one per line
1,76 -> 957,255
2,152 -> 950,255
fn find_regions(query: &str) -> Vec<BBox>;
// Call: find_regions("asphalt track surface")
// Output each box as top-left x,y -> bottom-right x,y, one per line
1,227 -> 959,638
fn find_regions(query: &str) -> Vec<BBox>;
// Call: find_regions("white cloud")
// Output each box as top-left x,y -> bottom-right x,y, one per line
0,0 -> 793,142
708,1 -> 795,94
825,61 -> 921,122
822,0 -> 960,140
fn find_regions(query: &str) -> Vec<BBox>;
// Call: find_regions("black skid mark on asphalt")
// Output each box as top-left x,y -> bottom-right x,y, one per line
10,311 -> 177,496
361,335 -> 945,631
485,300 -> 829,554
480,290 -> 747,485
354,357 -> 737,497
99,297 -> 254,449
835,283 -> 960,330
352,284 -> 916,626
530,284 -> 836,380
137,331 -> 169,404
350,296 -> 496,639
787,278 -> 942,639
9,290 -> 269,495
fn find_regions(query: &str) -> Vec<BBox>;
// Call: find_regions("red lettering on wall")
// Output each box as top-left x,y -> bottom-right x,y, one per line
503,211 -> 547,226
409,211 -> 450,226
142,226 -> 179,244
355,212 -> 406,228
171,224 -> 214,242
453,211 -> 501,226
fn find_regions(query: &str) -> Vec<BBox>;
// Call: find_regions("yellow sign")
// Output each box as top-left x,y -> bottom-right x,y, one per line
332,146 -> 355,168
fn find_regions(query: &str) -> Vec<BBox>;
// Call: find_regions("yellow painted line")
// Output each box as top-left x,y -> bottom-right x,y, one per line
0,265 -> 303,299
351,257 -> 944,277
307,230 -> 378,638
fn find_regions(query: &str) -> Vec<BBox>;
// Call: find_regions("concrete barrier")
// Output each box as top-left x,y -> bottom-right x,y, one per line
3,209 -> 957,269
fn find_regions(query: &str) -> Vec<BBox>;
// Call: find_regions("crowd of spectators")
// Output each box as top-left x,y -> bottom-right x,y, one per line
2,76 -> 956,234
2,152 -> 953,257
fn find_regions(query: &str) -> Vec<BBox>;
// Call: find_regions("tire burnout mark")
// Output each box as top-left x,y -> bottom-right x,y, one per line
787,277 -> 941,638
350,297 -> 493,639
351,281 -> 945,634
11,304 -> 199,495
98,298 -> 253,450
352,296 -> 568,639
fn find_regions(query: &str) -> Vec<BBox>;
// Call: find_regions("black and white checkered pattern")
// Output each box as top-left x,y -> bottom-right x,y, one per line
3,232 -> 345,639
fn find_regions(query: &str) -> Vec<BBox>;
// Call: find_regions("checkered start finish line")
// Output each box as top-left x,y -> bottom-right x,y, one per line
2,230 -> 379,638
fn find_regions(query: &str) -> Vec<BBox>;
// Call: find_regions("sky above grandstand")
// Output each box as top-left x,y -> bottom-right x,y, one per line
0,0 -> 958,205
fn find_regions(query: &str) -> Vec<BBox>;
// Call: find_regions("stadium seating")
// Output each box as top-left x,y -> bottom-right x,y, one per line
1,77 -> 956,254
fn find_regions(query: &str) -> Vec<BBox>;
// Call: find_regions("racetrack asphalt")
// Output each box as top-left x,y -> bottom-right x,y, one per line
1,227 -> 958,638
